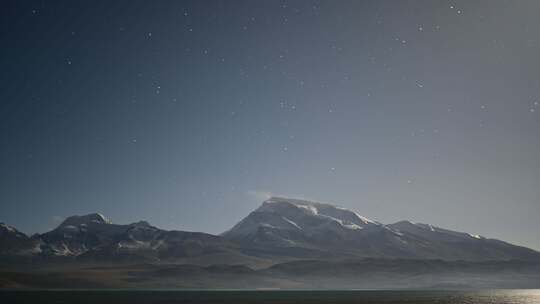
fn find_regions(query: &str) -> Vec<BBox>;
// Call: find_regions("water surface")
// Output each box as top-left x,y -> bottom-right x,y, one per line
1,289 -> 539,304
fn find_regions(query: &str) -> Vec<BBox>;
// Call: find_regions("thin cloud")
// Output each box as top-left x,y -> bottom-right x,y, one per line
245,191 -> 272,202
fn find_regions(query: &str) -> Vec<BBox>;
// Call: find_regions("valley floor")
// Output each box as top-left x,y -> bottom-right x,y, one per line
2,259 -> 540,290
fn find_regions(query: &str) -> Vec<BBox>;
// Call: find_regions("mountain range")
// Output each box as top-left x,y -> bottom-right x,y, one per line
1,197 -> 540,289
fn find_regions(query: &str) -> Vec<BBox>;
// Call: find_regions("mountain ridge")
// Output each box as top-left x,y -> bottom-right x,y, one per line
1,197 -> 539,265
2,197 -> 540,289
221,197 -> 540,262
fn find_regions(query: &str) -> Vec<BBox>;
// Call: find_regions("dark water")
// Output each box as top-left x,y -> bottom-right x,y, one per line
1,290 -> 539,304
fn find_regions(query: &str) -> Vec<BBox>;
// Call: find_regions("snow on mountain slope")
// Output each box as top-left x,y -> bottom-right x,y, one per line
223,197 -> 380,239
220,197 -> 411,258
386,220 -> 540,261
222,197 -> 540,261
0,223 -> 41,256
58,213 -> 112,228
29,213 -> 251,264
388,220 -> 485,242
2,198 -> 540,264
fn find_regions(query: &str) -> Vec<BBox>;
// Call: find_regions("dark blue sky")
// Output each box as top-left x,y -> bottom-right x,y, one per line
1,1 -> 539,250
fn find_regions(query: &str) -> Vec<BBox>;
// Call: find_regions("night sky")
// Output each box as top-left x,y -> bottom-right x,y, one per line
1,1 -> 539,250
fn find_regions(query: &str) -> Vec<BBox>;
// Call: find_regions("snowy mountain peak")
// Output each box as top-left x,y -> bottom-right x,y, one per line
259,197 -> 377,226
222,197 -> 379,241
58,213 -> 112,229
0,223 -> 19,234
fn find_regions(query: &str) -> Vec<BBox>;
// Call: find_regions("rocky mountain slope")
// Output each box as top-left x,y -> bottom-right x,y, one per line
0,223 -> 41,257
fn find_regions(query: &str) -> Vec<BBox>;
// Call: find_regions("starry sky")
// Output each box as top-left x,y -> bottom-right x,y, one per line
1,1 -> 539,250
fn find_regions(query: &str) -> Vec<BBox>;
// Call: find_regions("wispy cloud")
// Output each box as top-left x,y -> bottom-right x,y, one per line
245,190 -> 272,202
245,191 -> 325,204
51,215 -> 64,224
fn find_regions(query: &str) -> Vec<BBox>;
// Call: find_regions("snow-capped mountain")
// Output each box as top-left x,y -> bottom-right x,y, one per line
35,214 -> 245,264
386,220 -> 540,261
1,198 -> 540,290
222,197 -> 540,261
223,197 -> 381,240
221,197 -> 387,254
0,223 -> 40,256
57,213 -> 112,228
1,197 -> 539,265
222,197 -> 414,258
